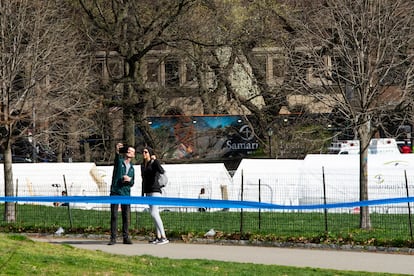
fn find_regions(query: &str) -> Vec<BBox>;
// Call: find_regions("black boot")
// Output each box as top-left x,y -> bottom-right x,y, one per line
123,237 -> 133,244
108,238 -> 116,245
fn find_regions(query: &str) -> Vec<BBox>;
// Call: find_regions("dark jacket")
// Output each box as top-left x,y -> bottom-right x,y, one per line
141,159 -> 164,195
110,153 -> 135,196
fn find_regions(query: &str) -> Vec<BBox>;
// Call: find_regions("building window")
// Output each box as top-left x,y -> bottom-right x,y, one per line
253,54 -> 267,78
107,58 -> 123,79
94,57 -> 107,83
146,60 -> 159,83
252,48 -> 286,85
331,55 -> 346,83
165,57 -> 180,87
271,56 -> 286,84
94,51 -> 122,84
272,57 -> 285,79
289,51 -> 308,84
307,55 -> 332,86
185,61 -> 197,83
144,55 -> 188,88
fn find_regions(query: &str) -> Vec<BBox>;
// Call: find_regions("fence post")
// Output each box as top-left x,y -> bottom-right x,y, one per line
15,179 -> 18,219
240,170 -> 244,234
404,170 -> 413,240
259,178 -> 261,230
322,166 -> 328,233
63,174 -> 73,228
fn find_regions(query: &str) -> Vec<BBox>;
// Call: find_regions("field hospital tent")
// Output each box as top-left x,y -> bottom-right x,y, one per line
158,163 -> 233,200
232,154 -> 414,214
3,156 -> 414,213
98,163 -> 232,198
0,163 -> 107,209
301,154 -> 360,205
98,163 -> 233,211
302,154 -> 414,196
366,154 -> 414,213
232,156 -> 361,211
0,162 -> 232,211
301,154 -> 414,213
231,159 -> 303,209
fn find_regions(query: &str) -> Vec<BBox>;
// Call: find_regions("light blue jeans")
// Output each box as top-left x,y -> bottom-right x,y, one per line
147,192 -> 166,239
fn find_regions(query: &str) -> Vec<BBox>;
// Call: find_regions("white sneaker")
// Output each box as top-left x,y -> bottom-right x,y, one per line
156,238 -> 169,245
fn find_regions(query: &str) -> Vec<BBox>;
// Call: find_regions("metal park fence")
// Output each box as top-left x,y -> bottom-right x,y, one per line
0,160 -> 414,242
1,173 -> 414,242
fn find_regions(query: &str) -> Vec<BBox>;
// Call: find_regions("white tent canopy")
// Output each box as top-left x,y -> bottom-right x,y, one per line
231,159 -> 302,206
1,154 -> 414,213
0,162 -> 233,211
232,154 -> 414,213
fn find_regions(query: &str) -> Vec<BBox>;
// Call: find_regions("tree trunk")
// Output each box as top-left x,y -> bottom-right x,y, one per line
359,122 -> 371,229
3,142 -> 15,222
57,141 -> 64,162
124,115 -> 135,148
83,142 -> 91,162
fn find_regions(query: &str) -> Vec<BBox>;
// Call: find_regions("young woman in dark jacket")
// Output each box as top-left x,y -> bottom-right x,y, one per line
141,147 -> 169,245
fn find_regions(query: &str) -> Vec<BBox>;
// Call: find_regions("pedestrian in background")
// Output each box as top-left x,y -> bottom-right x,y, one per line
53,190 -> 69,207
198,188 -> 208,212
141,146 -> 169,245
108,143 -> 135,245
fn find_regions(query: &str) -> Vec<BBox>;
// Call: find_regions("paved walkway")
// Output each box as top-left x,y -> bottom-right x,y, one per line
30,236 -> 414,275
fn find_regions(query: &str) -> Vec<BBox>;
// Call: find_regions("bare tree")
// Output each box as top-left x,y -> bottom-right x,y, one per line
78,0 -> 197,150
168,1 -> 296,150
285,0 -> 414,228
0,0 -> 97,222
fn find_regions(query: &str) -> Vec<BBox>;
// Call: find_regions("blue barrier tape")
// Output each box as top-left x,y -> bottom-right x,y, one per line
1,196 -> 414,210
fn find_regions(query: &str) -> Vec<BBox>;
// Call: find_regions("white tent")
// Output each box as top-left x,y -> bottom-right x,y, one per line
6,163 -> 103,196
0,163 -> 106,209
158,163 -> 233,200
301,154 -> 360,205
232,155 -> 414,213
302,153 -> 414,201
2,155 -> 414,213
0,162 -> 233,211
232,159 -> 302,208
97,163 -> 233,200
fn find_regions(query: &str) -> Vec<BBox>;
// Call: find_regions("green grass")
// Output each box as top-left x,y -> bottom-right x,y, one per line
1,204 -> 414,248
0,233 -> 403,275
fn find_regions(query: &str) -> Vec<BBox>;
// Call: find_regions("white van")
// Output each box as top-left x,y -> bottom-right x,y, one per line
328,138 -> 401,155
